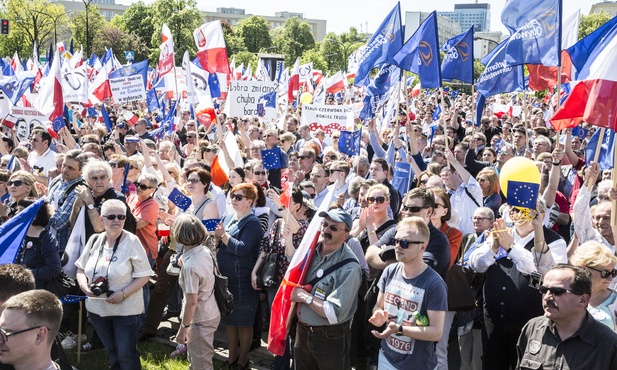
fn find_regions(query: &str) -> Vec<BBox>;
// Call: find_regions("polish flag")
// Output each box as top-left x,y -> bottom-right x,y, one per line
410,82 -> 421,97
212,132 -> 243,187
1,114 -> 18,129
489,103 -> 513,119
325,71 -> 345,94
122,111 -> 139,125
210,155 -> 228,187
158,23 -> 175,77
10,52 -> 22,73
229,56 -> 237,80
313,70 -> 323,85
233,62 -> 243,81
551,22 -> 617,131
33,51 -> 63,121
194,21 -> 230,74
89,67 -> 111,103
287,58 -> 300,102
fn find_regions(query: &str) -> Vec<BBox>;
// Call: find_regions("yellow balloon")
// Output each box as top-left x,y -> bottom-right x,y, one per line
499,156 -> 541,196
300,92 -> 313,105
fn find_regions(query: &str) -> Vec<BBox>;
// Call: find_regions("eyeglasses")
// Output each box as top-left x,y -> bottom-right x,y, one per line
133,182 -> 154,191
434,203 -> 446,209
329,169 -> 343,175
402,205 -> 428,213
474,138 -> 484,142
538,285 -> 583,296
7,179 -> 24,187
186,178 -> 201,184
253,171 -> 267,176
587,266 -> 617,279
109,163 -> 118,168
204,148 -> 215,153
311,173 -> 323,178
498,150 -> 510,155
90,175 -> 107,182
298,156 -> 308,160
477,178 -> 487,183
187,135 -> 196,138
102,214 -> 127,221
473,216 -> 492,221
332,136 -> 340,140
367,196 -> 386,204
129,165 -> 139,170
321,221 -> 345,232
0,326 -> 44,343
230,193 -> 247,201
394,238 -> 425,249
326,155 -> 338,160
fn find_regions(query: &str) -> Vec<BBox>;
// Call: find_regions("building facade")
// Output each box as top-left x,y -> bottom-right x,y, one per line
404,11 -> 462,46
590,1 -> 617,17
440,3 -> 490,32
57,0 -> 128,21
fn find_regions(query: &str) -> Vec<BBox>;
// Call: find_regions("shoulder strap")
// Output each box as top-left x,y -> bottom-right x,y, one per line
59,179 -> 86,207
306,258 -> 358,288
464,186 -> 481,208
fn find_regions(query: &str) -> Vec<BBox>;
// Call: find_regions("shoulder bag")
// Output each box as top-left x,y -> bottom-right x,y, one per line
207,248 -> 234,315
258,219 -> 282,288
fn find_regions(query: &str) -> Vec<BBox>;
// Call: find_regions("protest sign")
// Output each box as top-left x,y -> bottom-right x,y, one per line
62,65 -> 89,103
10,107 -> 47,142
109,75 -> 147,104
228,80 -> 276,119
300,104 -> 354,135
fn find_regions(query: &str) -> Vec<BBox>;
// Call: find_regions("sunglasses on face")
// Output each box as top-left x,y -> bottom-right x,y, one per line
186,178 -> 201,184
230,193 -> 247,201
402,205 -> 427,213
587,266 -> 617,279
321,221 -> 344,232
332,136 -> 340,140
90,175 -> 107,182
538,285 -> 583,296
187,135 -> 196,138
129,165 -> 139,170
102,214 -> 127,221
7,179 -> 23,187
204,148 -> 215,153
133,182 -> 153,191
367,196 -> 386,204
394,238 -> 425,249
298,156 -> 308,160
109,163 -> 118,168
253,171 -> 267,176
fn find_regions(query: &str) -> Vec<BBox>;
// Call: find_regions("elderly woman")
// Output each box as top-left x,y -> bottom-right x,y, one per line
279,132 -> 296,154
75,199 -> 152,370
0,171 -> 39,224
173,214 -> 220,370
127,173 -> 159,266
570,241 -> 617,330
214,183 -> 264,370
476,167 -> 502,216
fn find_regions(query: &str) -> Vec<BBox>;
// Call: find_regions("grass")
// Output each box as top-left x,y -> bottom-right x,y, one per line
66,340 -> 228,370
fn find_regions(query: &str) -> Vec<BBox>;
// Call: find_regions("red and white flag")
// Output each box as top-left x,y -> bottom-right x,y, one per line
313,70 -> 323,85
410,82 -> 421,97
158,23 -> 175,77
210,155 -> 228,187
89,66 -> 111,103
287,58 -> 300,102
10,52 -> 22,73
325,71 -> 345,94
33,51 -> 63,121
122,111 -> 139,125
193,21 -> 230,74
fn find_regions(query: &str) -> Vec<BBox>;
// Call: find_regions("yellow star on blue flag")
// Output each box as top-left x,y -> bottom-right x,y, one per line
506,181 -> 540,209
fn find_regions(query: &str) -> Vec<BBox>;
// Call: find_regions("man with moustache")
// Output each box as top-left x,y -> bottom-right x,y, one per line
292,208 -> 362,370
517,264 -> 617,369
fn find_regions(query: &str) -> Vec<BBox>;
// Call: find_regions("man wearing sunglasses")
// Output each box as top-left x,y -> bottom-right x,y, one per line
368,217 -> 447,370
517,264 -> 617,369
292,208 -> 362,370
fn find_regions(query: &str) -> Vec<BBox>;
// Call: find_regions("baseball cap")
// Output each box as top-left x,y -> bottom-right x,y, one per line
318,208 -> 353,229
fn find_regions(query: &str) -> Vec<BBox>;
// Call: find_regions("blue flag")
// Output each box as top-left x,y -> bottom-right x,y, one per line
475,94 -> 486,127
392,162 -> 413,195
168,188 -> 192,212
432,104 -> 442,121
100,49 -> 113,66
450,90 -> 459,98
476,39 -> 524,97
0,199 -> 44,264
202,219 -> 221,232
506,181 -> 540,209
108,59 -> 149,88
501,0 -> 561,66
146,89 -> 160,113
101,104 -> 113,132
0,74 -> 35,105
354,2 -> 403,87
429,125 -> 438,145
86,107 -> 97,117
338,129 -> 362,156
572,126 -> 588,140
393,11 -> 441,88
366,64 -> 401,97
69,39 -> 74,54
260,91 -> 277,108
52,117 -> 65,133
257,103 -> 265,117
567,16 -> 617,78
585,128 -> 615,171
262,148 -> 282,170
441,27 -> 474,84
208,73 -> 221,98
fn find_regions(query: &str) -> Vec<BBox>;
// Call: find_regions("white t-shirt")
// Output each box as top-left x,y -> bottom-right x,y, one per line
28,147 -> 57,178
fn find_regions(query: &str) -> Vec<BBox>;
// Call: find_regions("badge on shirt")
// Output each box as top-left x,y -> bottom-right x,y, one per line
314,287 -> 326,301
529,339 -> 541,355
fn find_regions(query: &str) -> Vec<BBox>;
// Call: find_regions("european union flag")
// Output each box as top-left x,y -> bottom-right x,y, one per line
432,104 -> 442,121
146,88 -> 160,113
0,74 -> 35,105
585,128 -> 614,171
501,0 -> 561,66
354,2 -> 403,87
100,104 -> 113,132
257,103 -> 265,117
572,126 -> 588,140
202,219 -> 221,232
441,27 -> 474,84
208,73 -> 220,98
86,107 -> 98,117
262,148 -> 282,170
450,90 -> 459,98
393,11 -> 441,88
476,39 -> 524,97
52,117 -> 65,133
168,188 -> 192,212
506,181 -> 540,209
108,59 -> 149,89
260,91 -> 277,108
338,129 -> 361,156
0,198 -> 44,264
429,125 -> 438,145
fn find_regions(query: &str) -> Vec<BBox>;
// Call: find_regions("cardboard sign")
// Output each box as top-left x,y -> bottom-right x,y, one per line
228,81 -> 276,119
109,75 -> 146,103
300,104 -> 354,134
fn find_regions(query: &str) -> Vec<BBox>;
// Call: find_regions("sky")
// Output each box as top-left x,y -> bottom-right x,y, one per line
118,0 -> 594,35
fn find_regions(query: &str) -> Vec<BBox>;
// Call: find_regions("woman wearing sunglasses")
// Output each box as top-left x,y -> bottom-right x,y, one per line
75,199 -> 152,370
213,183 -> 264,370
0,171 -> 38,224
570,241 -> 617,330
476,167 -> 502,216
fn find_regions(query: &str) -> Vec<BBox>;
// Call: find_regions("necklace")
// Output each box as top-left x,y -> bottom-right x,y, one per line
235,209 -> 252,220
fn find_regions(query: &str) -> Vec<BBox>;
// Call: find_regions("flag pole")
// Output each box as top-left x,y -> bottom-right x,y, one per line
471,85 -> 476,137
612,130 -> 617,226
440,87 -> 448,151
395,74 -> 403,130
554,65 -> 562,145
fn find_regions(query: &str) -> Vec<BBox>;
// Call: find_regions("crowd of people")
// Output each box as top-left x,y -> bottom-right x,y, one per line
1,88 -> 617,370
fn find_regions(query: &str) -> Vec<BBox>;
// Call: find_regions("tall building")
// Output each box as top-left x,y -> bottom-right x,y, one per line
204,7 -> 327,41
440,3 -> 490,32
590,1 -> 617,17
474,31 -> 504,60
57,0 -> 128,21
404,11 -> 461,46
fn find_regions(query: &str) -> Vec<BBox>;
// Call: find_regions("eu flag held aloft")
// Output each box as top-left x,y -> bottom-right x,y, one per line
338,129 -> 361,157
262,148 -> 282,170
168,188 -> 192,212
506,181 -> 540,209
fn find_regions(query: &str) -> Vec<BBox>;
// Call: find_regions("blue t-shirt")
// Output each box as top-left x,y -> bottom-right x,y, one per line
377,263 -> 447,370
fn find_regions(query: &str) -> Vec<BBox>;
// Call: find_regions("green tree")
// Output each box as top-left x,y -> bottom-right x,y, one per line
578,11 -> 612,39
271,17 -> 315,65
91,25 -> 149,63
68,5 -> 107,57
473,58 -> 485,80
319,30 -> 364,73
149,0 -> 203,66
234,50 -> 257,72
114,1 -> 155,50
235,15 -> 271,53
300,48 -> 327,72
221,20 -> 246,57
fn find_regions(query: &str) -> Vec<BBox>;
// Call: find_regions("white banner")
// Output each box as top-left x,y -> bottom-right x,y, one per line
109,75 -> 146,104
62,65 -> 89,103
228,80 -> 276,119
300,104 -> 354,135
9,107 -> 47,143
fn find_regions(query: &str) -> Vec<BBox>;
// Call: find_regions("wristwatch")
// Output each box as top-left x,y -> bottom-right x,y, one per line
304,295 -> 313,306
87,204 -> 95,210
396,324 -> 404,335
182,323 -> 191,328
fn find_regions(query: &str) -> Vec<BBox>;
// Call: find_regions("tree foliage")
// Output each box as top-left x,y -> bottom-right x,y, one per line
271,17 -> 315,65
92,25 -> 149,63
578,11 -> 612,40
318,29 -> 365,73
235,15 -> 272,53
114,1 -> 155,50
300,48 -> 327,72
234,50 -> 258,72
69,4 -> 106,57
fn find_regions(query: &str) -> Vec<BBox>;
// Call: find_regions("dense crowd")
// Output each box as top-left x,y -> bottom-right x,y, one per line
1,88 -> 617,370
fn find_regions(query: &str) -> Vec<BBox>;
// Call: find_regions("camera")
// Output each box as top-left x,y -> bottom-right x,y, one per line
90,276 -> 113,297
